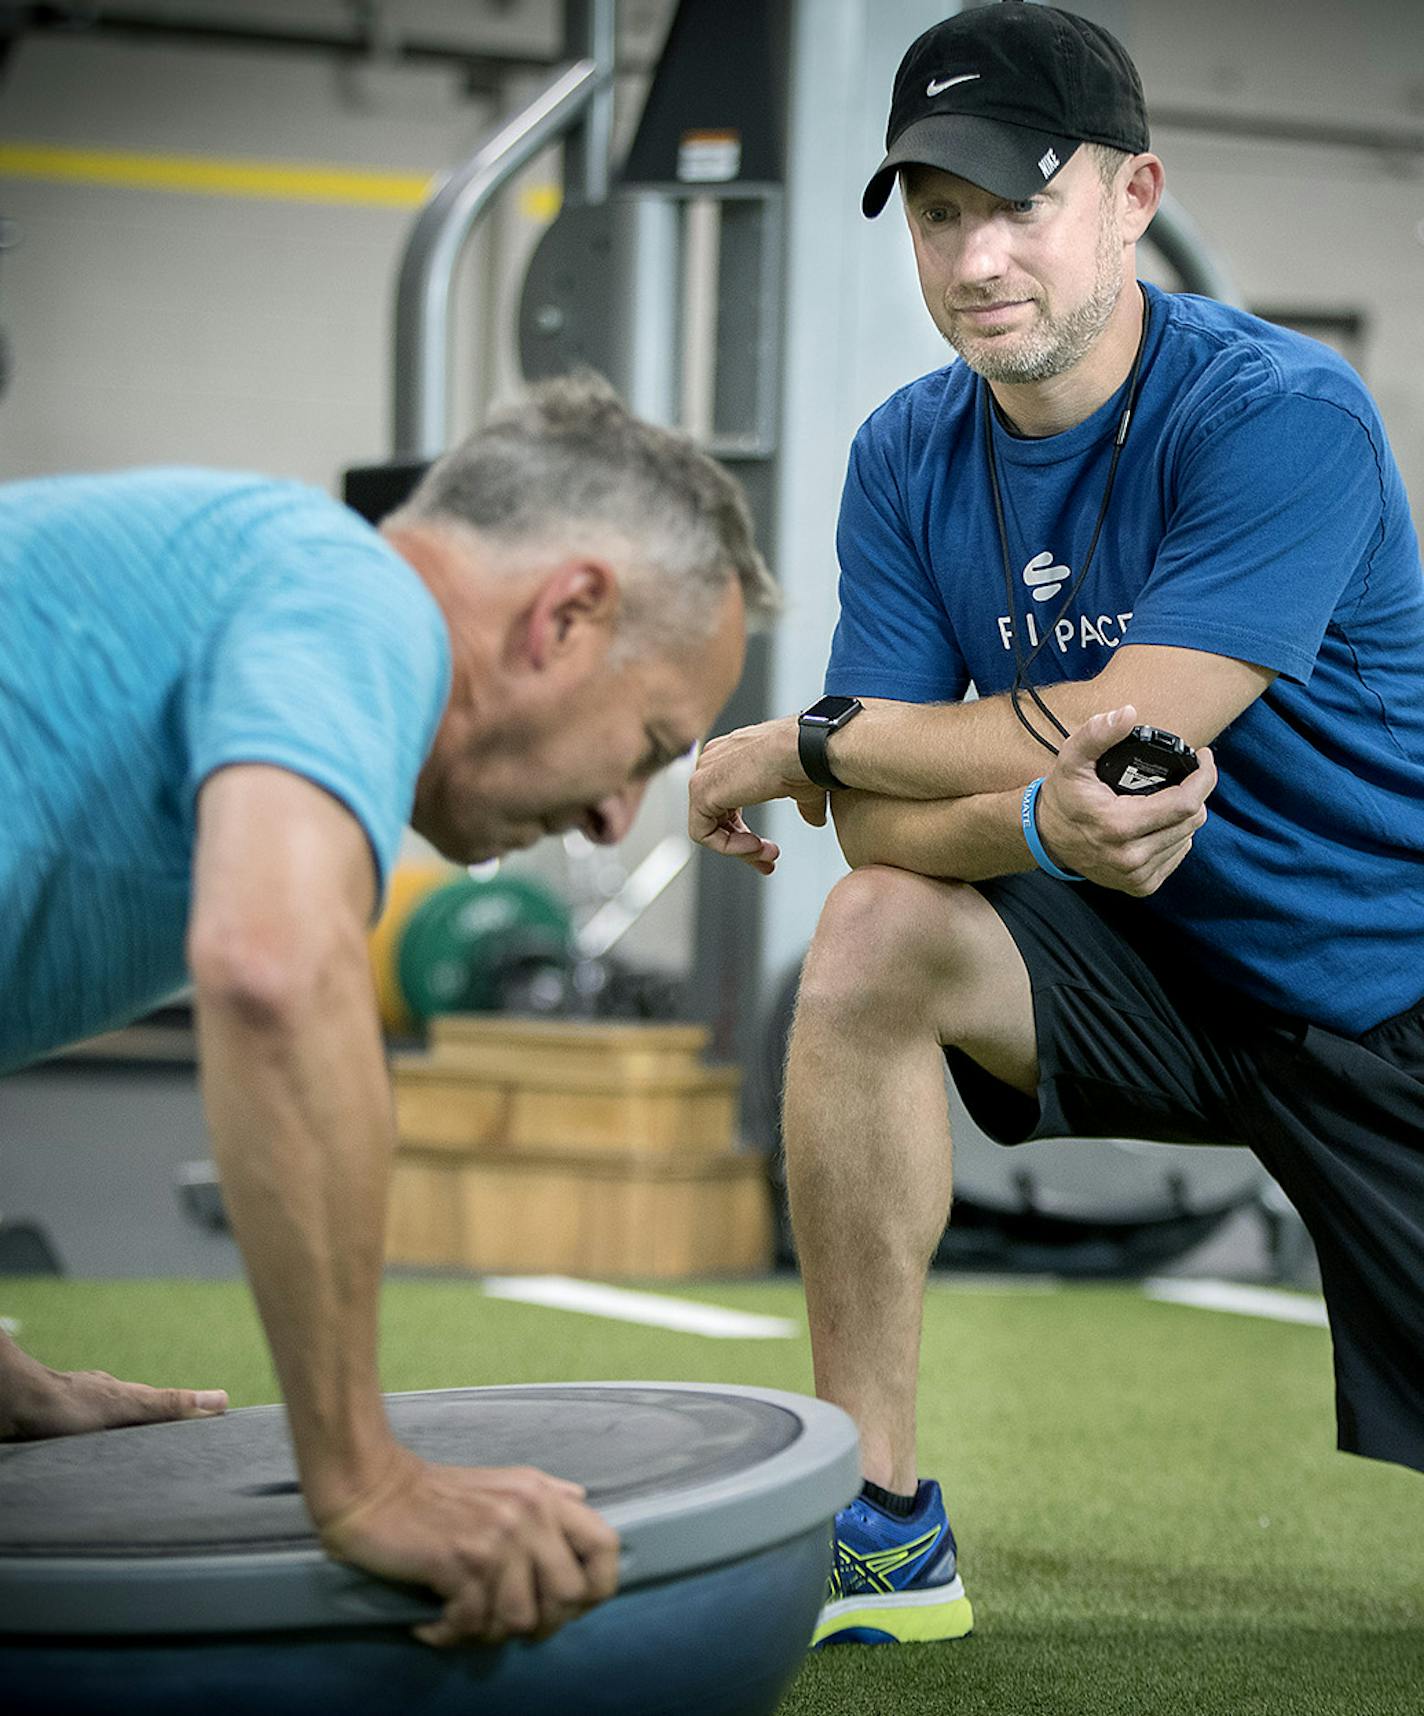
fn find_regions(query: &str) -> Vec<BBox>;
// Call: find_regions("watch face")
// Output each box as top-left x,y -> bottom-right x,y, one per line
802,695 -> 860,726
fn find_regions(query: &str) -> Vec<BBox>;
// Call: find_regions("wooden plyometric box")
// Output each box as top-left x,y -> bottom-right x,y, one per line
392,1022 -> 740,1156
392,1059 -> 741,1155
386,1016 -> 771,1279
387,1140 -> 774,1279
428,1016 -> 713,1082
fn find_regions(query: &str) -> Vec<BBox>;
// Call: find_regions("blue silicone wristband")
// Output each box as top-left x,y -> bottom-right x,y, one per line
1021,777 -> 1085,883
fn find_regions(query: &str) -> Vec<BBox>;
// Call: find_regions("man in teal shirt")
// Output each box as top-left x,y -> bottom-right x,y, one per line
0,374 -> 777,1648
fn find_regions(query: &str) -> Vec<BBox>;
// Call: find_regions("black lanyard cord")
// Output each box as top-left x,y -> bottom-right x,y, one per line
984,287 -> 1152,757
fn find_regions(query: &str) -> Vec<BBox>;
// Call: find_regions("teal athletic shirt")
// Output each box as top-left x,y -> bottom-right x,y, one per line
0,469 -> 452,1073
826,282 -> 1424,1035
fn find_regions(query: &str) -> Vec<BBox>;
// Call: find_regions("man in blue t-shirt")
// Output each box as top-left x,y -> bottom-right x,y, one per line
689,1 -> 1424,1647
1,373 -> 776,1647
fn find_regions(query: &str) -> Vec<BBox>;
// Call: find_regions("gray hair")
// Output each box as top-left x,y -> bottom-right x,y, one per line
391,372 -> 780,659
1087,142 -> 1132,193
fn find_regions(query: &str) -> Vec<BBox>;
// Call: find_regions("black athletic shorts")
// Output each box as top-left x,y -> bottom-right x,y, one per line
943,870 -> 1424,1478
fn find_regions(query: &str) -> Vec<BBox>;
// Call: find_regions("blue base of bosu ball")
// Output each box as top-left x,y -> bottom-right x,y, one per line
0,1383 -> 860,1716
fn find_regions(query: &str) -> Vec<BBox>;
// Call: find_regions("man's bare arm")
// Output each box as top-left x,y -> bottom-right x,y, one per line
689,645 -> 1268,874
832,707 -> 1216,897
824,643 -> 1262,880
822,643 -> 1273,800
188,765 -> 396,1514
832,787 -> 1029,878
188,764 -> 617,1646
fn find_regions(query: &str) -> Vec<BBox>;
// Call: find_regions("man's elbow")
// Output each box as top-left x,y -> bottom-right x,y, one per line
188,916 -> 367,1032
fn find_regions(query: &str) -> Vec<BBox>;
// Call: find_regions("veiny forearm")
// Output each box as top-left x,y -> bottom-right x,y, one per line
822,645 -> 1271,801
832,785 -> 1034,880
827,684 -> 1100,801
194,952 -> 397,1519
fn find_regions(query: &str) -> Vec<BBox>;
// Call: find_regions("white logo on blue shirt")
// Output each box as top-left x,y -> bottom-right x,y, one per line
1001,552 -> 1132,654
1023,549 -> 1069,601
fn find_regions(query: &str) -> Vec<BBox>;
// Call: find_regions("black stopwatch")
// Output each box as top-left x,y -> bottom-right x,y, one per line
1095,725 -> 1199,796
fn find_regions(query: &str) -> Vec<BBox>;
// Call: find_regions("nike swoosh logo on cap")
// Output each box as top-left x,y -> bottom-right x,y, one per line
926,73 -> 981,96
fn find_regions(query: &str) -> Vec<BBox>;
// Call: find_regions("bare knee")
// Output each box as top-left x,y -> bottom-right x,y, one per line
799,866 -> 1034,1065
800,865 -> 985,1022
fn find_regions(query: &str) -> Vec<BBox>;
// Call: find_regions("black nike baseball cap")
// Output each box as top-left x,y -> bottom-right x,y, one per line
863,1 -> 1151,216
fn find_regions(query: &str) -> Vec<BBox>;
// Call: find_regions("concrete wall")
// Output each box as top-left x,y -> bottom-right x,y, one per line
0,33 -> 490,484
0,2 -> 672,483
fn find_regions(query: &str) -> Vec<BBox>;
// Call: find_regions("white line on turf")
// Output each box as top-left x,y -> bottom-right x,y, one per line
0,1317 -> 18,1337
481,1275 -> 800,1339
1143,1277 -> 1329,1327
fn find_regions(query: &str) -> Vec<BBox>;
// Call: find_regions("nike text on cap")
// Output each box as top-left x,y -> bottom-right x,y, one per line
862,0 -> 1150,216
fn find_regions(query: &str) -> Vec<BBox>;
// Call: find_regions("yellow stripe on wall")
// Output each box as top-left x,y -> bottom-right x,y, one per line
0,142 -> 438,208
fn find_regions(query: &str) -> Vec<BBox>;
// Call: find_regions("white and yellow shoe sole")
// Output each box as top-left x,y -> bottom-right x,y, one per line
811,1574 -> 975,1647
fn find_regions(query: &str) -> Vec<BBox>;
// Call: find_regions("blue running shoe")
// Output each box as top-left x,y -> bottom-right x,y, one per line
812,1479 -> 973,1647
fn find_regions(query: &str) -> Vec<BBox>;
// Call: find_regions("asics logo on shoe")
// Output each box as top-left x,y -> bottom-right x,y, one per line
835,1523 -> 944,1594
926,73 -> 981,97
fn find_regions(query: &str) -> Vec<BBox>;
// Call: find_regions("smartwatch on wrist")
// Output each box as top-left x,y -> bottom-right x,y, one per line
798,695 -> 863,791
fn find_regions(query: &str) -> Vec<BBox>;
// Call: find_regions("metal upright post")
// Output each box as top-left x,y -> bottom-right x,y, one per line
563,0 -> 617,206
390,1 -> 617,459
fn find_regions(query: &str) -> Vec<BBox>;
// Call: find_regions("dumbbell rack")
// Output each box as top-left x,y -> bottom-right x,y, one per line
386,1017 -> 773,1278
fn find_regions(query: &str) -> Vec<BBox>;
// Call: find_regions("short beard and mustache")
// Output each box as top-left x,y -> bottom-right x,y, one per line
941,204 -> 1124,385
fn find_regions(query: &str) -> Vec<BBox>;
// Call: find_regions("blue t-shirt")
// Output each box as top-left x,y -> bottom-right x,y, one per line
0,469 -> 452,1072
826,284 -> 1424,1035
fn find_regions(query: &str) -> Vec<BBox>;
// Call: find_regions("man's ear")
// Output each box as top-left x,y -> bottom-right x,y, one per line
525,559 -> 619,670
1120,154 -> 1165,244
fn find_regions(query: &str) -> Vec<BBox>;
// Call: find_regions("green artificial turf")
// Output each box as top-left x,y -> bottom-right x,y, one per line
4,1273 -> 1421,1715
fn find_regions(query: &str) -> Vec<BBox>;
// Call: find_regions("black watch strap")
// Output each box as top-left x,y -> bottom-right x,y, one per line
798,697 -> 862,792
798,720 -> 846,792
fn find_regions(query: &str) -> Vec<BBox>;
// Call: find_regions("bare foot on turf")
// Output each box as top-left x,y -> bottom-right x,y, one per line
0,1333 -> 227,1440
